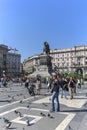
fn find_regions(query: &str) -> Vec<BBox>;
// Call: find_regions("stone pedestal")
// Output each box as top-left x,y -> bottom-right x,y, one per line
39,54 -> 52,72
29,54 -> 52,78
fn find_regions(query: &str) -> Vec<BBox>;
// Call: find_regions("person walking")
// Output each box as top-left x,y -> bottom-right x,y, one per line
61,78 -> 68,99
25,78 -> 29,89
36,78 -> 41,95
47,77 -> 52,92
73,78 -> 77,95
50,74 -> 60,112
68,77 -> 74,99
77,79 -> 81,89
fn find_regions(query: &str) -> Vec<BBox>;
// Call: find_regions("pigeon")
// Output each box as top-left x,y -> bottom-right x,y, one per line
12,96 -> 14,100
20,93 -> 23,96
23,96 -> 26,99
85,93 -> 87,97
10,87 -> 12,90
49,115 -> 54,119
42,102 -> 48,106
14,110 -> 18,114
7,100 -> 11,103
49,98 -> 51,101
40,112 -> 46,117
47,113 -> 50,117
27,105 -> 29,108
18,112 -> 22,117
3,117 -> 12,129
6,122 -> 12,129
69,125 -> 73,130
8,95 -> 11,98
3,118 -> 9,123
27,120 -> 30,126
14,110 -> 22,117
47,113 -> 54,119
20,100 -> 23,103
17,94 -> 19,96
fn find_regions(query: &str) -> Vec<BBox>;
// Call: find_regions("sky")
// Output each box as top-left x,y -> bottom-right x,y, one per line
0,0 -> 87,62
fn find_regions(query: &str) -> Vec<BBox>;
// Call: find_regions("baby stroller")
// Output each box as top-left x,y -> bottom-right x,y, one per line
28,83 -> 35,96
3,80 -> 7,87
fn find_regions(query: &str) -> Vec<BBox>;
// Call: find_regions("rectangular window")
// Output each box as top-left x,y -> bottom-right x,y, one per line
67,58 -> 69,61
58,63 -> 59,67
62,62 -> 65,67
67,54 -> 69,56
67,63 -> 69,66
77,57 -> 81,62
71,57 -> 73,60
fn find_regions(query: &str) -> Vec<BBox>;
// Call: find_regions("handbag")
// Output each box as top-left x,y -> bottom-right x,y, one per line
50,87 -> 53,93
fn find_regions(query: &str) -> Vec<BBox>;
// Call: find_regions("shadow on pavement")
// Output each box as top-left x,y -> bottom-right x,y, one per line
0,100 -> 11,102
61,109 -> 87,113
6,127 -> 17,129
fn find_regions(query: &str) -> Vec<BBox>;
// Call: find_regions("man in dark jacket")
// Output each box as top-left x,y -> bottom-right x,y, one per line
61,78 -> 68,98
50,74 -> 60,112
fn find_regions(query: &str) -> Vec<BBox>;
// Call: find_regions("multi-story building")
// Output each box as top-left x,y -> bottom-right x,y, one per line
0,44 -> 21,77
23,45 -> 87,77
50,45 -> 87,76
7,52 -> 21,77
0,44 -> 8,75
20,63 -> 24,74
23,55 -> 42,75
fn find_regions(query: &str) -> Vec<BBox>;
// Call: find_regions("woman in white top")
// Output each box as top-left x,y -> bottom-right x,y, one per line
77,79 -> 81,88
36,78 -> 41,95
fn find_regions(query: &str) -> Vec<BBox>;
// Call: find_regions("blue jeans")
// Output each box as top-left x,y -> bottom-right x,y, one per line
61,88 -> 67,98
51,91 -> 60,112
73,85 -> 76,94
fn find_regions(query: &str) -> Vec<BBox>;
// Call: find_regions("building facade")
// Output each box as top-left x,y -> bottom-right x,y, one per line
0,44 -> 8,75
23,55 -> 42,75
23,54 -> 52,77
50,45 -> 87,76
7,52 -> 21,77
23,45 -> 87,77
0,44 -> 21,77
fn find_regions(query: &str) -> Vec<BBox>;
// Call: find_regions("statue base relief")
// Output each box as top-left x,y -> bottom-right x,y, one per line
28,54 -> 52,78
